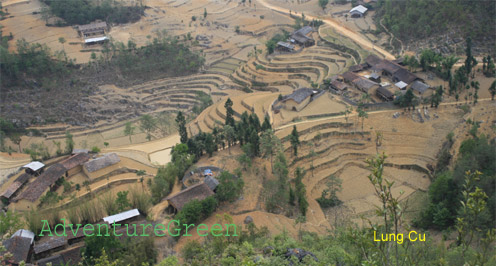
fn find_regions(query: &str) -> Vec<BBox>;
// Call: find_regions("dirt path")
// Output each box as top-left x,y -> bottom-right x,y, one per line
256,0 -> 395,60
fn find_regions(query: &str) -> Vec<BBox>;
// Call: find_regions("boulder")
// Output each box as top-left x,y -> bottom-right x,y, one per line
244,215 -> 253,224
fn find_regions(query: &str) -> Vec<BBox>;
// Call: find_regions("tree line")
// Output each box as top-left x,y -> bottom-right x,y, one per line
41,0 -> 144,26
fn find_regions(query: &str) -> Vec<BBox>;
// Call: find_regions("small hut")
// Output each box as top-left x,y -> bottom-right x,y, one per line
22,161 -> 45,176
166,183 -> 214,214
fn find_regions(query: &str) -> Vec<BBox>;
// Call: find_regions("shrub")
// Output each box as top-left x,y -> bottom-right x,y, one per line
91,146 -> 100,153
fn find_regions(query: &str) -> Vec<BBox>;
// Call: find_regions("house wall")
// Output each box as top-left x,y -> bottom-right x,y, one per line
66,166 -> 82,178
83,163 -> 121,180
283,97 -> 311,112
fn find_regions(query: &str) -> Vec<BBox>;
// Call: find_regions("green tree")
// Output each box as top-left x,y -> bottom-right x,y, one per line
124,122 -> 135,143
357,107 -> 368,132
290,125 -> 300,157
0,209 -> 24,236
82,233 -> 122,265
223,125 -> 235,154
176,111 -> 188,143
261,115 -> 271,131
204,8 -> 207,18
215,171 -> 244,202
318,0 -> 329,10
116,191 -> 131,212
58,37 -> 66,52
64,131 -> 74,154
140,114 -> 156,141
260,129 -> 282,172
224,98 -> 235,127
489,80 -> 496,101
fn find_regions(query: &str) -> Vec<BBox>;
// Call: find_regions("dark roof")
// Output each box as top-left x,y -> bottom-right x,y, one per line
348,63 -> 367,72
37,246 -> 82,266
83,153 -> 120,173
60,245 -> 82,265
204,176 -> 219,191
330,80 -> 348,91
342,71 -> 360,83
1,181 -> 23,199
291,26 -> 314,44
410,80 -> 430,93
166,183 -> 214,211
77,22 -> 107,33
33,237 -> 66,254
37,254 -> 64,266
294,26 -> 313,36
353,78 -> 379,92
374,60 -> 402,74
59,153 -> 90,171
369,72 -> 380,79
365,54 -> 383,67
376,86 -> 395,99
282,88 -> 315,104
2,236 -> 32,264
14,164 -> 66,202
276,41 -> 295,50
393,68 -> 419,84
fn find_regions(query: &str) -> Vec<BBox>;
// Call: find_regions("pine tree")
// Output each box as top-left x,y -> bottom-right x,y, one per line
261,115 -> 271,131
224,98 -> 235,127
176,111 -> 188,143
290,125 -> 300,157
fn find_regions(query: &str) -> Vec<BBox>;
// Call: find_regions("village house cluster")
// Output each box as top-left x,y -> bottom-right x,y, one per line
330,54 -> 432,102
276,26 -> 315,53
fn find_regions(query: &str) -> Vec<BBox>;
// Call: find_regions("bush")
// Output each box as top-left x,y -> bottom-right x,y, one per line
91,146 -> 100,153
215,171 -> 244,202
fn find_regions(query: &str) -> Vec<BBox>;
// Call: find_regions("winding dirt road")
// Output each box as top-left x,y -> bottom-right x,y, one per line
256,0 -> 395,60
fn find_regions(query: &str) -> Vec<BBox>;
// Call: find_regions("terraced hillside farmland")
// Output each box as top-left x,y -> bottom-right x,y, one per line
274,103 -> 474,226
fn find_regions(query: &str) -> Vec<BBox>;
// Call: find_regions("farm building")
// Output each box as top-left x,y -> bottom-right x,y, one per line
83,153 -> 121,179
59,152 -> 90,177
395,81 -> 408,90
204,175 -> 220,192
77,21 -> 107,38
350,5 -> 368,18
33,236 -> 67,260
352,77 -> 380,93
12,163 -> 67,210
85,36 -> 109,45
72,149 -> 89,154
276,41 -> 295,52
290,26 -> 315,47
410,80 -> 430,96
22,161 -> 45,176
1,232 -> 33,265
166,183 -> 215,214
103,209 -> 141,225
376,86 -> 395,101
330,80 -> 348,92
279,88 -> 321,112
0,173 -> 31,203
365,54 -> 383,68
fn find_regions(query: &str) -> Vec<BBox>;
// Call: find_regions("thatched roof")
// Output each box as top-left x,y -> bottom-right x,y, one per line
166,183 -> 214,211
83,153 -> 120,173
2,236 -> 32,264
60,153 -> 90,170
33,236 -> 66,254
277,41 -> 295,50
14,164 -> 66,202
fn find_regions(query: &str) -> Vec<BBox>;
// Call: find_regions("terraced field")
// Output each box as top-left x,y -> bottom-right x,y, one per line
275,106 -> 463,225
